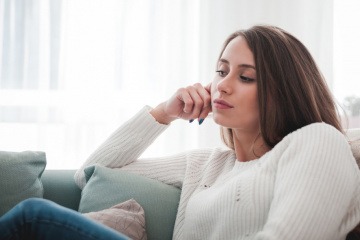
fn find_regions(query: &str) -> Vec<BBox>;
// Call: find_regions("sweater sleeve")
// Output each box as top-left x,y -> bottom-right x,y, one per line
255,123 -> 360,240
74,106 -> 180,189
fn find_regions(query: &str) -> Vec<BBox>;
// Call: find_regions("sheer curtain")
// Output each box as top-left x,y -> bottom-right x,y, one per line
0,0 -> 332,169
333,0 -> 360,128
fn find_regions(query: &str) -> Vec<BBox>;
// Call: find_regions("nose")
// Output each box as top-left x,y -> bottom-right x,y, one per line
216,75 -> 233,95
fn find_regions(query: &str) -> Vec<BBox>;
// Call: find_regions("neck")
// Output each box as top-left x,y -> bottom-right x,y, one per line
232,129 -> 270,162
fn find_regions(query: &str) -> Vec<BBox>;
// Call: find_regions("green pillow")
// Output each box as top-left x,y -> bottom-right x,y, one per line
0,151 -> 46,216
79,165 -> 181,240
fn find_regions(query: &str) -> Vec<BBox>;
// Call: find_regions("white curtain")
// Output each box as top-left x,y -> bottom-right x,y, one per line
333,0 -> 360,127
0,0 -> 333,169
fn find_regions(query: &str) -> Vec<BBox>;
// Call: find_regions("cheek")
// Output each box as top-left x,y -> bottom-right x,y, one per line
240,88 -> 259,115
250,92 -> 260,119
250,91 -> 259,108
250,89 -> 259,107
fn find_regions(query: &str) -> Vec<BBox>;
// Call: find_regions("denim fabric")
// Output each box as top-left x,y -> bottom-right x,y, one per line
0,198 -> 129,240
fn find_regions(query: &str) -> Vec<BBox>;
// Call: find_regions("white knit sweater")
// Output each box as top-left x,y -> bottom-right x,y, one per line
75,106 -> 360,240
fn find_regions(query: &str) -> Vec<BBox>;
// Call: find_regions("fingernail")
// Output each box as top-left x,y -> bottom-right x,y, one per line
198,118 -> 204,125
189,119 -> 194,123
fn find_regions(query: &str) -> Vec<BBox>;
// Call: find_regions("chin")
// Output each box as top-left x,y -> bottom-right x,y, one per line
212,114 -> 230,128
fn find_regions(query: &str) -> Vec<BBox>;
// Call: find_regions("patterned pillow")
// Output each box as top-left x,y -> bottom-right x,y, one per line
83,199 -> 147,240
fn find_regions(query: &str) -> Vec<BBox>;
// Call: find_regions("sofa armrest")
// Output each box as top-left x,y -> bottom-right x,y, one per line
41,170 -> 81,211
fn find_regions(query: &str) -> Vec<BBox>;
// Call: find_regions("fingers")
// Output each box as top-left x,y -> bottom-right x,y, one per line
169,83 -> 212,123
196,83 -> 212,123
178,86 -> 203,118
181,83 -> 211,124
198,105 -> 212,123
204,82 -> 212,93
178,89 -> 194,114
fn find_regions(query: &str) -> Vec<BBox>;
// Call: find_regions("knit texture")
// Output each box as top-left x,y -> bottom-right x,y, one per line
75,106 -> 360,240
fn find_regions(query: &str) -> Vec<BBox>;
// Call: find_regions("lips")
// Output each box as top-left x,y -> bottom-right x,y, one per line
213,99 -> 234,109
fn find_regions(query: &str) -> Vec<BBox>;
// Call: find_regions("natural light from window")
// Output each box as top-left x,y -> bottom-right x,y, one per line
334,0 -> 360,128
0,0 -> 359,170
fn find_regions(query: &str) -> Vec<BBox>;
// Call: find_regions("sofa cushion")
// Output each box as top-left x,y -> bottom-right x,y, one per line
83,199 -> 147,240
79,165 -> 181,240
0,151 -> 46,216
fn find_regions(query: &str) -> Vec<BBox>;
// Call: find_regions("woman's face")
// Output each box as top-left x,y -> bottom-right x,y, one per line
211,36 -> 260,133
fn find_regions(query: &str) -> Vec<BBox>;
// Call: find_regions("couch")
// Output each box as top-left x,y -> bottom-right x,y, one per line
41,170 -> 82,212
1,128 -> 360,240
40,168 -> 181,240
0,149 -> 179,240
40,128 -> 360,240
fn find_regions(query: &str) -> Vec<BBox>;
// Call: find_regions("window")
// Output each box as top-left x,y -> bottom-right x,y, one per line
334,0 -> 360,128
1,0 -> 356,169
0,0 -> 210,169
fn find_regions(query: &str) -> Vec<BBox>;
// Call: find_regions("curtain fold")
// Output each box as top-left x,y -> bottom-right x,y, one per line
0,0 -> 334,169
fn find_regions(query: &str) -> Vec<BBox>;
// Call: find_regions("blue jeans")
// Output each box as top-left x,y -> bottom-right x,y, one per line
0,198 -> 129,240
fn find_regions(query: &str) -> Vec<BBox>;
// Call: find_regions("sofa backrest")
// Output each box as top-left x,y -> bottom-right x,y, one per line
41,170 -> 81,210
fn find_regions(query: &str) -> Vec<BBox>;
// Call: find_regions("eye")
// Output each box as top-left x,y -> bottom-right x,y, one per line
240,75 -> 255,83
216,70 -> 227,77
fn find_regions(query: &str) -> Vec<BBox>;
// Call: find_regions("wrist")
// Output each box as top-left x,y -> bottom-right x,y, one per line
150,103 -> 177,125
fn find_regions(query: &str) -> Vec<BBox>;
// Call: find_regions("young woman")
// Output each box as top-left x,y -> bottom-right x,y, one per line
1,25 -> 359,240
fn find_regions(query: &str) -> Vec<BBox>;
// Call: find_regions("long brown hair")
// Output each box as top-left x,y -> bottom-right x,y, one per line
219,25 -> 343,149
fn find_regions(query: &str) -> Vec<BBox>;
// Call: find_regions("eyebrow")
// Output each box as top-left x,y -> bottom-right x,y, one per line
218,58 -> 256,70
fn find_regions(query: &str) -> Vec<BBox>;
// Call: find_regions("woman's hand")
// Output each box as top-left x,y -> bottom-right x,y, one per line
151,83 -> 212,125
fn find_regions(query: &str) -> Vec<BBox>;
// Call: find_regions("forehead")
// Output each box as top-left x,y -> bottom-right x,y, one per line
220,36 -> 255,66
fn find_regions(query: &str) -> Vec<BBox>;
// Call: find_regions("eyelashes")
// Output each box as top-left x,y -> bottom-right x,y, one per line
215,70 -> 255,83
215,70 -> 226,77
240,75 -> 255,82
